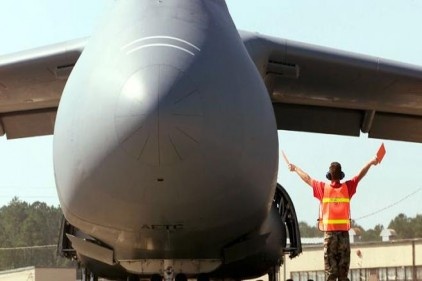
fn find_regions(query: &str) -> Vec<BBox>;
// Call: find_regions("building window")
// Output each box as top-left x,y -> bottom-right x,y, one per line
316,271 -> 325,281
416,266 -> 422,281
379,268 -> 387,281
352,269 -> 359,281
361,269 -> 369,281
397,267 -> 405,281
405,267 -> 413,281
350,268 -> 368,281
388,267 -> 397,281
299,271 -> 308,281
350,269 -> 359,281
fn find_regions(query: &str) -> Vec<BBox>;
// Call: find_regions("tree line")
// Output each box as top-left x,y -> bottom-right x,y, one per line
299,213 -> 422,241
0,197 -> 74,271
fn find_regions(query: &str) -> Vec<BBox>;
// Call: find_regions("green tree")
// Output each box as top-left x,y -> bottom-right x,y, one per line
361,224 -> 383,242
0,198 -> 29,247
412,214 -> 422,238
388,213 -> 413,239
0,198 -> 73,270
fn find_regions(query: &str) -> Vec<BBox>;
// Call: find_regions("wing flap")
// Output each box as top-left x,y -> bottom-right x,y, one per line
0,38 -> 87,138
273,103 -> 361,137
2,109 -> 57,139
370,113 -> 422,143
240,31 -> 422,143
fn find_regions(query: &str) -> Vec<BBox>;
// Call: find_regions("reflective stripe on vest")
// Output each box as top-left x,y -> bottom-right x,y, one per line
318,183 -> 351,231
322,198 -> 350,203
320,219 -> 350,224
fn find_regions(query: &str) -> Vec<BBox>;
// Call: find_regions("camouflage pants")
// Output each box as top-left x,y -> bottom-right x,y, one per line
324,231 -> 350,281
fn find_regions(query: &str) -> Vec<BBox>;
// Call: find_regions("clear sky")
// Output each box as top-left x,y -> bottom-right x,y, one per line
0,0 -> 421,230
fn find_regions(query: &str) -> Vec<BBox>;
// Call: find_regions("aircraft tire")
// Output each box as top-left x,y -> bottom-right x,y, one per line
151,274 -> 162,281
197,273 -> 210,281
127,274 -> 140,281
175,273 -> 188,281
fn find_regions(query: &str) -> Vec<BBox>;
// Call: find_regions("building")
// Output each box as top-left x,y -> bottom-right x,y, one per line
0,267 -> 76,281
282,238 -> 422,281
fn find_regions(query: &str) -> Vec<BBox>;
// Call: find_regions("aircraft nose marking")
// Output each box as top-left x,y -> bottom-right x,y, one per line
121,36 -> 201,56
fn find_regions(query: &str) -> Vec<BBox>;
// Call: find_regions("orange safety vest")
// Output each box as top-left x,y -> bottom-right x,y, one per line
318,183 -> 351,231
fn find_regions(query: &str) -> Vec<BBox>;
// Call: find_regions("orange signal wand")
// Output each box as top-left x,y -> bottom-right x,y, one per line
281,150 -> 290,166
376,143 -> 386,163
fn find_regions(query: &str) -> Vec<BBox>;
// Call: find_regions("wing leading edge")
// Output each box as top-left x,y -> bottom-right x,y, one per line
240,31 -> 422,143
0,38 -> 87,139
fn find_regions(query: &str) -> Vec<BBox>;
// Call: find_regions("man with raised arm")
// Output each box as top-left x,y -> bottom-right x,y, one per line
288,157 -> 379,281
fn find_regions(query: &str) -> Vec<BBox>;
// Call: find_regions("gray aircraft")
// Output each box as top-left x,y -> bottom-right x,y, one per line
1,1 -> 422,281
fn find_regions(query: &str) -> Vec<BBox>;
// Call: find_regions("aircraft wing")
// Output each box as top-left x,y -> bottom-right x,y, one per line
240,31 -> 422,143
0,38 -> 87,139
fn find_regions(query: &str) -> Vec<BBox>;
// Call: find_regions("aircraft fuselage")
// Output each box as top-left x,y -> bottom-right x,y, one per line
54,0 -> 280,278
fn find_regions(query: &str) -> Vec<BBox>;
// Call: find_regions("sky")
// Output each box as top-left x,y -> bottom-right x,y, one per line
0,0 -> 421,230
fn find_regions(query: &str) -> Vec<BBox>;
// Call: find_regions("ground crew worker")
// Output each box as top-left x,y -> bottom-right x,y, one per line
288,157 -> 378,281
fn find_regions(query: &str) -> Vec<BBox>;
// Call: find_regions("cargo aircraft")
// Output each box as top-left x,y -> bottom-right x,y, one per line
1,1 -> 422,281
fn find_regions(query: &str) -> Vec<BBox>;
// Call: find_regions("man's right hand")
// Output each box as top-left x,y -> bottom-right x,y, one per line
288,163 -> 296,172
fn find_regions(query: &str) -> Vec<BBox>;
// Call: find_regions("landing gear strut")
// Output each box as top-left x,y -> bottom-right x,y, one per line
268,266 -> 280,281
80,267 -> 98,281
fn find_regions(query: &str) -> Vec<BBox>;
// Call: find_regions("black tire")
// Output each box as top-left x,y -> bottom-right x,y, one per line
127,274 -> 140,281
151,274 -> 162,281
175,273 -> 188,281
197,273 -> 210,281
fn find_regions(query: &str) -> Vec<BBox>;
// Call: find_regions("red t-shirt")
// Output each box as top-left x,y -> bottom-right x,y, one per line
311,176 -> 359,201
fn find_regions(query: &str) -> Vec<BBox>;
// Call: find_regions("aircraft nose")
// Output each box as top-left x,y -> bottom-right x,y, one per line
114,65 -> 203,166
